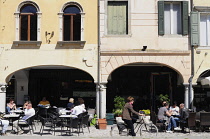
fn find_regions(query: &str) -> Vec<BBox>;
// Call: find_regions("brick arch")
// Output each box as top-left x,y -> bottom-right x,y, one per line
101,55 -> 191,83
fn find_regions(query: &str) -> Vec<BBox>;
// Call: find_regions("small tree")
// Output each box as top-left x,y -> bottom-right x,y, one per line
112,96 -> 125,116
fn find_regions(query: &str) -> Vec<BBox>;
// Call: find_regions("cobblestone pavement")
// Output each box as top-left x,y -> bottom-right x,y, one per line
2,122 -> 210,139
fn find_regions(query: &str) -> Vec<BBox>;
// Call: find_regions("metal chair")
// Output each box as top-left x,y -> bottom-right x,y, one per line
61,118 -> 80,136
39,116 -> 53,136
80,114 -> 90,133
48,112 -> 61,135
17,115 -> 35,135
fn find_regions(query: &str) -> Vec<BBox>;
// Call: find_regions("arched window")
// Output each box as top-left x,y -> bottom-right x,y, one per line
14,1 -> 41,44
20,4 -> 37,41
63,5 -> 81,41
58,2 -> 85,44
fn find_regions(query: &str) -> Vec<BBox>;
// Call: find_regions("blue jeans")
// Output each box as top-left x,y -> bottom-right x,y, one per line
0,120 -> 9,133
6,106 -> 11,113
167,116 -> 179,131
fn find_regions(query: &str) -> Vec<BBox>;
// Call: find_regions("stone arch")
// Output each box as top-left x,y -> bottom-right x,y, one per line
60,1 -> 84,13
194,69 -> 210,83
16,0 -> 40,12
101,54 -> 191,83
5,65 -> 96,83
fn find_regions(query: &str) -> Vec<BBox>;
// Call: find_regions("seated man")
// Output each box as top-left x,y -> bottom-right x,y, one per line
67,98 -> 74,110
179,103 -> 189,120
179,103 -> 189,131
0,118 -> 9,136
13,103 -> 35,134
38,97 -> 50,107
158,102 -> 181,133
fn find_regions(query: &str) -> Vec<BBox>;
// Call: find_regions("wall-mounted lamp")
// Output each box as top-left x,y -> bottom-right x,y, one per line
142,46 -> 147,51
1,86 -> 6,92
83,57 -> 87,61
0,83 -> 7,93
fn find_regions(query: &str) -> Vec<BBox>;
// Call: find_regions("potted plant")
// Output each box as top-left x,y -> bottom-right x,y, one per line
112,96 -> 125,117
158,94 -> 170,104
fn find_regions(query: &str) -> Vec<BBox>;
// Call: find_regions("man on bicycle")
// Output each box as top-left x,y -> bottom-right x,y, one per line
122,96 -> 144,136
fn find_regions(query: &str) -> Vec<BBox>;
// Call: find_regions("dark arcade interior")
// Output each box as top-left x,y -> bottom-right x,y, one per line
106,65 -> 185,113
28,69 -> 96,108
6,64 -> 188,113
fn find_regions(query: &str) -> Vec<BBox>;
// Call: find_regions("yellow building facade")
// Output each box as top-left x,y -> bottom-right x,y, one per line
0,0 -> 98,112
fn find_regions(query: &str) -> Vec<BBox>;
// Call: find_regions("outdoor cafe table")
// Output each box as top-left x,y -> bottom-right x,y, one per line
3,114 -> 20,131
59,114 -> 77,135
10,110 -> 24,114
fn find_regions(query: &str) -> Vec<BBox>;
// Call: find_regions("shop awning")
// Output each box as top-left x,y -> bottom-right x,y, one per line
201,77 -> 210,86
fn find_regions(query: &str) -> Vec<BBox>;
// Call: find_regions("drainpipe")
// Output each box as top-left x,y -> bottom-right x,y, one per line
188,47 -> 194,109
188,0 -> 194,109
96,0 -> 101,118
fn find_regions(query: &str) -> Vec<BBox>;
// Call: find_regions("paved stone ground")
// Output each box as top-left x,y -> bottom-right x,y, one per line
2,122 -> 210,139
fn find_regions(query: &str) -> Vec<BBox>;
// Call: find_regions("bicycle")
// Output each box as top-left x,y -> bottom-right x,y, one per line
135,115 -> 158,137
110,116 -> 158,137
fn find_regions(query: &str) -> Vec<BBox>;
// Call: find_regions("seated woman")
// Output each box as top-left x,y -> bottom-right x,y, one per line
78,98 -> 85,109
67,98 -> 74,110
6,98 -> 16,113
71,102 -> 86,116
169,101 -> 180,116
38,97 -> 50,107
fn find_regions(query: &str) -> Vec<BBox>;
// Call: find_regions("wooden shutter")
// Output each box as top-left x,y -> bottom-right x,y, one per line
107,2 -> 127,35
158,1 -> 164,35
191,12 -> 200,46
182,1 -> 189,35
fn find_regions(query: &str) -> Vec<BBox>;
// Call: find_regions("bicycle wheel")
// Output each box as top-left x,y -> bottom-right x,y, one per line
140,123 -> 158,137
110,124 -> 129,136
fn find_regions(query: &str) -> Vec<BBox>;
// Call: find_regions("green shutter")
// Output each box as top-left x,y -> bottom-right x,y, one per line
158,1 -> 164,35
191,12 -> 200,46
182,1 -> 189,35
107,2 -> 127,35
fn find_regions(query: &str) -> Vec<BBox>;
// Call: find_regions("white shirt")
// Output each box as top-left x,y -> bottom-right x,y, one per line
80,104 -> 85,109
169,106 -> 179,115
22,108 -> 35,120
71,105 -> 86,116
